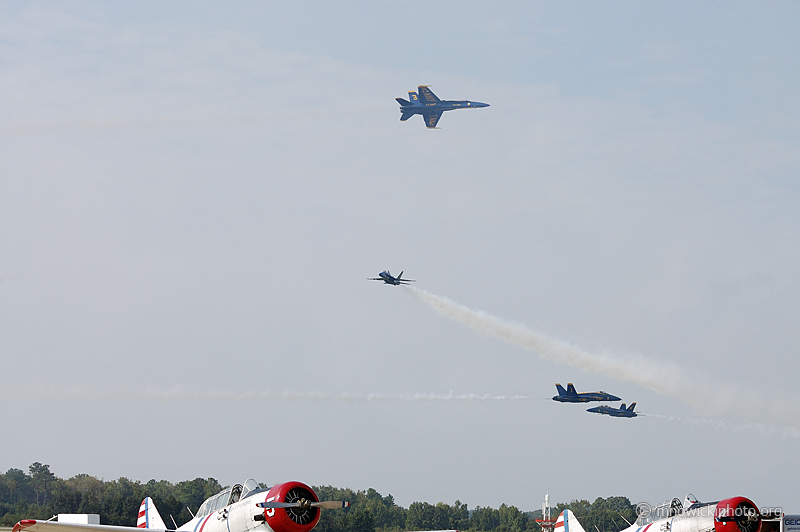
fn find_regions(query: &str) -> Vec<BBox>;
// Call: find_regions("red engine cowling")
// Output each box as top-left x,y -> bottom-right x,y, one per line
714,497 -> 761,532
261,482 -> 321,532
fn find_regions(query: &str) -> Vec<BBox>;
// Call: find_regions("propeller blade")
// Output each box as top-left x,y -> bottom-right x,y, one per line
257,502 -> 300,509
718,516 -> 761,523
311,501 -> 351,509
257,500 -> 350,510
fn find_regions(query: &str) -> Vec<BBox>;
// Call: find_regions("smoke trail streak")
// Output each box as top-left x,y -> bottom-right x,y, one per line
2,388 -> 543,403
406,287 -> 800,431
0,109 -> 394,138
645,414 -> 800,440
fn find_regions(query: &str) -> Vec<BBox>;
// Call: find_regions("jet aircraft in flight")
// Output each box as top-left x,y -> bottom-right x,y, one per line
586,402 -> 638,418
14,479 -> 349,532
368,270 -> 415,285
396,86 -> 489,128
552,383 -> 621,403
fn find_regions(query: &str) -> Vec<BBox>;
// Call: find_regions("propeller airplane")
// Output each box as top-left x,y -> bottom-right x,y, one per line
13,479 -> 349,532
555,493 -> 762,532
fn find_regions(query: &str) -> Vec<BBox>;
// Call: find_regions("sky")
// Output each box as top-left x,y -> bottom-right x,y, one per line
1,0 -> 799,516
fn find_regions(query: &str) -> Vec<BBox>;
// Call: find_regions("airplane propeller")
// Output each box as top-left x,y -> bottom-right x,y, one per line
716,514 -> 761,524
257,500 -> 350,510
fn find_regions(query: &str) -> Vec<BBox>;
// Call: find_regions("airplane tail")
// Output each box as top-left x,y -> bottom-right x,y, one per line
628,402 -> 636,412
555,383 -> 568,395
566,383 -> 577,395
396,97 -> 411,106
400,111 -> 414,121
137,497 -> 167,529
555,509 -> 587,532
418,86 -> 441,103
408,91 -> 421,106
398,271 -> 404,279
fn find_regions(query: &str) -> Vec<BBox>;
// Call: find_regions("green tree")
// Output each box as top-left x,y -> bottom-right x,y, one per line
471,506 -> 500,531
29,463 -> 56,506
406,502 -> 446,530
497,504 -> 529,532
349,506 -> 376,532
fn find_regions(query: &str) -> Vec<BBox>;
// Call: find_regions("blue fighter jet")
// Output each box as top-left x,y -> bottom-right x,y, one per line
552,383 -> 621,403
396,86 -> 489,129
587,403 -> 638,418
368,270 -> 415,286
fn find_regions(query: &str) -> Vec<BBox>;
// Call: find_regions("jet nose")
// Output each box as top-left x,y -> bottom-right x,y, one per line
473,102 -> 490,108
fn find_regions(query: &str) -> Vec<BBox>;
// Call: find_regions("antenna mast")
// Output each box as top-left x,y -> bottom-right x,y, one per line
536,494 -> 557,532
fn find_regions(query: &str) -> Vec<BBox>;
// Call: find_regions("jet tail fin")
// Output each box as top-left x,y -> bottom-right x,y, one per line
418,86 -> 441,103
400,111 -> 414,121
628,402 -> 636,412
408,91 -> 421,106
137,497 -> 167,529
566,383 -> 577,395
398,271 -> 403,279
555,509 -> 587,532
620,403 -> 627,411
396,97 -> 411,106
555,383 -> 568,396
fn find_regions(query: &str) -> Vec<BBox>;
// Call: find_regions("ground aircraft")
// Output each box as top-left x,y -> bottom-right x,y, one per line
586,402 -> 638,418
552,383 -> 622,403
555,493 -> 762,532
13,480 -> 349,532
368,270 -> 415,285
396,86 -> 489,128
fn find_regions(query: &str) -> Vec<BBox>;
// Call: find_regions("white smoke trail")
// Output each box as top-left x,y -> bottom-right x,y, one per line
406,287 -> 800,431
0,109 -> 393,138
2,388 -> 540,403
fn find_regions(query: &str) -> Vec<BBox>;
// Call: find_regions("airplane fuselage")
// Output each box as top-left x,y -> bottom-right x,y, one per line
168,481 -> 324,532
13,480 -> 342,532
397,86 -> 489,128
378,272 -> 402,285
399,100 -> 489,116
552,383 -> 621,403
620,497 -> 761,532
555,495 -> 761,532
586,404 -> 637,417
552,392 -> 621,403
368,270 -> 414,285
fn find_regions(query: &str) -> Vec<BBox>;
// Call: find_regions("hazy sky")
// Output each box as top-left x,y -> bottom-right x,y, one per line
1,0 -> 799,515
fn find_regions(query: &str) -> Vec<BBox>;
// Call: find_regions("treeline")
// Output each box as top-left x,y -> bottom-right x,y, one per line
1,464 -> 636,532
552,498 -> 638,532
0,463 -> 222,527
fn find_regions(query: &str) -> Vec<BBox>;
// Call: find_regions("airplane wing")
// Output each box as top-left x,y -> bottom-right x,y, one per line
418,86 -> 441,103
423,112 -> 442,128
13,521 -> 173,532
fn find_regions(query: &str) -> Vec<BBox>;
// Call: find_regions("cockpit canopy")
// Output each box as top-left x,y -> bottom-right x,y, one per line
196,479 -> 264,518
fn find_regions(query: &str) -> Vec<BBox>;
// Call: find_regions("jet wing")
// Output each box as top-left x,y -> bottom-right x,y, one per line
423,112 -> 442,129
418,86 -> 441,103
13,521 -> 173,532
